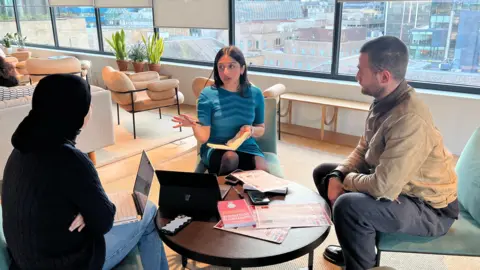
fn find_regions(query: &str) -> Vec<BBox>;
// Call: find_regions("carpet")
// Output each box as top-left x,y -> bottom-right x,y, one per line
158,141 -> 480,270
95,104 -> 193,167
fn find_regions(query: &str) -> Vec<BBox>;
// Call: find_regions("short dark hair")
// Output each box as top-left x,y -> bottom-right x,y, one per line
360,36 -> 409,81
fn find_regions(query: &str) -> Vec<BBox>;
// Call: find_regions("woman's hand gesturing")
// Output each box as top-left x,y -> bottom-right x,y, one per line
172,114 -> 199,128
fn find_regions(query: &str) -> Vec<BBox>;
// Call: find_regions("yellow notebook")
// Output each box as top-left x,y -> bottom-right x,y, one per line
207,132 -> 250,151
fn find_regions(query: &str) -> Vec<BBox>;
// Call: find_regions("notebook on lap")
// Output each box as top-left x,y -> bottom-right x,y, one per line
155,170 -> 229,221
107,151 -> 155,226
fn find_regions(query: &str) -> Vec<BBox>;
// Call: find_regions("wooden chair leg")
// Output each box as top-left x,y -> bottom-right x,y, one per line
158,108 -> 162,119
87,151 -> 96,165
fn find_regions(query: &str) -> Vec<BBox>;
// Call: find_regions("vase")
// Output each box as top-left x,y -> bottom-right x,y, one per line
148,63 -> 161,73
133,62 -> 145,73
116,60 -> 129,71
4,47 -> 12,55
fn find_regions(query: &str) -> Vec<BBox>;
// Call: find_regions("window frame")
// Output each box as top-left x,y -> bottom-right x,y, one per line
5,0 -> 479,95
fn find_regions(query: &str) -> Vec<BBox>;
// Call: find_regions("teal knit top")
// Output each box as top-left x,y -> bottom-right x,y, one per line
197,85 -> 265,166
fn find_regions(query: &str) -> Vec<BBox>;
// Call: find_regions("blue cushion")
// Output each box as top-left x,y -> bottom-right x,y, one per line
378,204 -> 480,256
0,207 -> 11,269
456,127 -> 480,224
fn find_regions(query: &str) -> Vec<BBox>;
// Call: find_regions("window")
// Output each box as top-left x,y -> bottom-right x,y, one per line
54,7 -> 99,50
17,0 -> 54,45
158,28 -> 228,62
234,0 -> 335,72
0,3 -> 17,39
339,1 -> 480,87
100,8 -> 154,53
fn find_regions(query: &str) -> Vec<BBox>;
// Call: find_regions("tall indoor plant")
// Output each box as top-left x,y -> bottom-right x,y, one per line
129,42 -> 146,73
106,29 -> 129,71
142,32 -> 164,73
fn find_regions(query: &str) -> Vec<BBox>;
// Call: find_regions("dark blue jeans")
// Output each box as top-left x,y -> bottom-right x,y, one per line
313,163 -> 455,270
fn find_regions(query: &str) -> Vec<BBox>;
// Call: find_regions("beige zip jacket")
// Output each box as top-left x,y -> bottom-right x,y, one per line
336,80 -> 457,208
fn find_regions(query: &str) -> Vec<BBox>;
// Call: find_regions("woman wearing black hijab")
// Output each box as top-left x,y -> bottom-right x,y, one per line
2,74 -> 169,270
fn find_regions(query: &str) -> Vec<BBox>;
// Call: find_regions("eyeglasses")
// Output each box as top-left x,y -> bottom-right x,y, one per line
217,63 -> 240,71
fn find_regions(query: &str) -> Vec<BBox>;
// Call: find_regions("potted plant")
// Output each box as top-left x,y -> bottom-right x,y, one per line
106,29 -> 129,71
142,32 -> 164,73
14,33 -> 27,51
1,33 -> 14,54
128,42 -> 146,73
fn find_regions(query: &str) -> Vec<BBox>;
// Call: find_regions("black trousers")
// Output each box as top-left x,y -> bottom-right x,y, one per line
312,163 -> 456,270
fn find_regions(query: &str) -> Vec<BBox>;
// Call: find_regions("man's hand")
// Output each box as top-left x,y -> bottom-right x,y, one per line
328,177 -> 345,206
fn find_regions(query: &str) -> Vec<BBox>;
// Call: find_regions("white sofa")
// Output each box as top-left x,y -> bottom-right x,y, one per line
0,85 -> 115,179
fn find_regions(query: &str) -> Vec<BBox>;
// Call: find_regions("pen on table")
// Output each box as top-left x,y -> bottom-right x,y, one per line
232,187 -> 244,199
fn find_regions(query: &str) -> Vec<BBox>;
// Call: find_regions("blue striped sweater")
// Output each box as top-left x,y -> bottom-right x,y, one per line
197,85 -> 265,166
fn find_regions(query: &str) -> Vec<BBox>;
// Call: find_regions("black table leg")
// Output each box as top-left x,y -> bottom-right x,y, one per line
231,266 -> 241,270
308,250 -> 314,270
181,256 -> 187,268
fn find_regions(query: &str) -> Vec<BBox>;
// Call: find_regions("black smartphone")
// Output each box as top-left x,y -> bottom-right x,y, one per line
225,169 -> 244,185
246,190 -> 270,205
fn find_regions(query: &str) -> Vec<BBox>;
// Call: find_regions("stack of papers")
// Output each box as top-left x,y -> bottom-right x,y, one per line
214,206 -> 290,244
231,170 -> 290,193
254,203 -> 332,229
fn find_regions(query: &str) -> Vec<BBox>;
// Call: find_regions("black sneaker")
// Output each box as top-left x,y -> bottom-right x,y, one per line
323,245 -> 345,266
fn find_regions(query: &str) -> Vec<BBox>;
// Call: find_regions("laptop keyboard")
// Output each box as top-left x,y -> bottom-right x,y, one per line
109,192 -> 138,223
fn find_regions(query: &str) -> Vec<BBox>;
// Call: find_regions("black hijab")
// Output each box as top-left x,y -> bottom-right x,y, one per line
12,74 -> 91,153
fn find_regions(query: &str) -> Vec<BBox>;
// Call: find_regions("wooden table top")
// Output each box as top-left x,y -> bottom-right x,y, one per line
155,176 -> 331,268
281,92 -> 371,112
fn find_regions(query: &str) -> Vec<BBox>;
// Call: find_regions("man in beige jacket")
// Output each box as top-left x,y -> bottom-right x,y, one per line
313,36 -> 459,270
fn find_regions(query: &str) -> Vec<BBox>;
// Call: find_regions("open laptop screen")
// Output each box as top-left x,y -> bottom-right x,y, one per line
133,151 -> 155,215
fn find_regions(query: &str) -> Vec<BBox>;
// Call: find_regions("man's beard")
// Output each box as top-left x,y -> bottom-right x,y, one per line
361,86 -> 385,99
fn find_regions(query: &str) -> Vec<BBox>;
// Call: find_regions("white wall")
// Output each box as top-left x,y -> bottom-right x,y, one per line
25,47 -> 480,155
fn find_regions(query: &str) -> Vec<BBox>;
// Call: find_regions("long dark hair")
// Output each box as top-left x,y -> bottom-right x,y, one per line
209,46 -> 251,97
0,57 -> 19,87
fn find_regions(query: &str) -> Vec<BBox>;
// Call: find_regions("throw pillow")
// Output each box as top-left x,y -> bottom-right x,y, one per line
0,85 -> 36,101
456,127 -> 480,223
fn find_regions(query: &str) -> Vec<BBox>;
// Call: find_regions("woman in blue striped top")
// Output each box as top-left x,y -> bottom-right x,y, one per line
173,46 -> 268,176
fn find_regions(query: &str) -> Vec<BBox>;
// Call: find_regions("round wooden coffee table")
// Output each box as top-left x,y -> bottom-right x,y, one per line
155,177 -> 331,270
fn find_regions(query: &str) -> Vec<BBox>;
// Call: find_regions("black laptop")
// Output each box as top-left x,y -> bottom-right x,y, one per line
155,170 -> 230,221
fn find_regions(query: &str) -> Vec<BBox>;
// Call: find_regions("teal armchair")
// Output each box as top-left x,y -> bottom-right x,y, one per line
192,77 -> 285,178
375,127 -> 480,267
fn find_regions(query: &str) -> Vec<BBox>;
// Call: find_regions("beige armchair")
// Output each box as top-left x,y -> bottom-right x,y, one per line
26,57 -> 83,84
9,51 -> 32,76
102,66 -> 184,139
